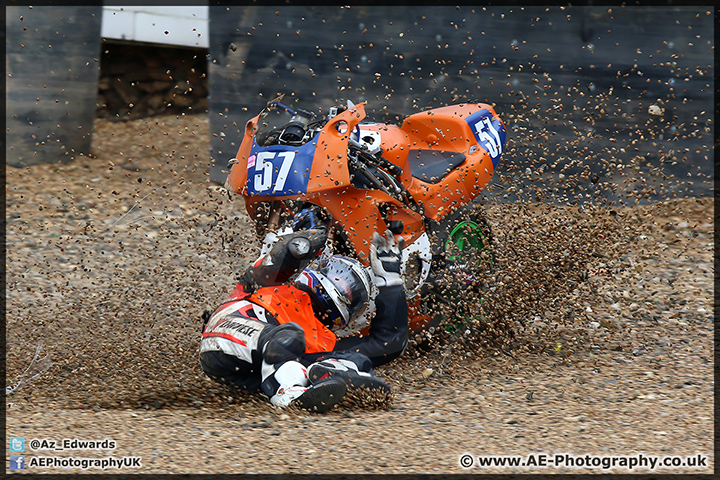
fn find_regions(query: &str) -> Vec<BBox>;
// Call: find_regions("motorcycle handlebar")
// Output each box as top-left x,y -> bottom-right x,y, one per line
349,137 -> 404,177
374,155 -> 403,177
268,101 -> 295,116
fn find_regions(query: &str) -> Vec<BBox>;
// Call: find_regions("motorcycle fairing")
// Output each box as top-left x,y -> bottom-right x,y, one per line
245,137 -> 318,196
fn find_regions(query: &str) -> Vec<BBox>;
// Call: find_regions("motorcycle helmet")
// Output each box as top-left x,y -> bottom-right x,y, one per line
295,256 -> 372,329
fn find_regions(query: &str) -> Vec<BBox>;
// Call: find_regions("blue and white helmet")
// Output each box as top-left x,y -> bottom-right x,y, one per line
295,256 -> 372,329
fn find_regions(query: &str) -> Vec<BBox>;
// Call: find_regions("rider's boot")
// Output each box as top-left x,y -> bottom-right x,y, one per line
307,358 -> 391,394
266,360 -> 346,413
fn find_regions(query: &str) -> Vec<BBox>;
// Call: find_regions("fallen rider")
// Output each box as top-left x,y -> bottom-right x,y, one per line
199,224 -> 408,413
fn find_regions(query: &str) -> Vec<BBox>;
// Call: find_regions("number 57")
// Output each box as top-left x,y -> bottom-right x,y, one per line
254,151 -> 296,192
474,117 -> 502,158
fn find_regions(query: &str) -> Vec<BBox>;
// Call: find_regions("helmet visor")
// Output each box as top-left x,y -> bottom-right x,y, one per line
318,258 -> 369,323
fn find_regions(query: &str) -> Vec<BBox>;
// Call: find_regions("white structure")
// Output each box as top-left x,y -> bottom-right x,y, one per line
101,6 -> 209,48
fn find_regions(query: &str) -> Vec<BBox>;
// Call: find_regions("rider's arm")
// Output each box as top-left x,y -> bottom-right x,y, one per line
333,284 -> 408,367
334,230 -> 408,367
246,206 -> 328,287
248,227 -> 328,286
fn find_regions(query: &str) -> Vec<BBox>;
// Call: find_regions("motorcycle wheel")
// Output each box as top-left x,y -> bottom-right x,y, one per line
430,203 -> 493,265
250,201 -> 274,239
411,203 -> 494,344
250,200 -> 298,239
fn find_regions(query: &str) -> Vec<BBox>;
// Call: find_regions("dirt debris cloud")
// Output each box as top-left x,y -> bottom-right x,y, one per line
4,106 -> 711,412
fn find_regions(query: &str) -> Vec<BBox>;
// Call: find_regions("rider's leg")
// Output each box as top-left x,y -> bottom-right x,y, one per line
259,323 -> 346,412
306,351 -> 391,394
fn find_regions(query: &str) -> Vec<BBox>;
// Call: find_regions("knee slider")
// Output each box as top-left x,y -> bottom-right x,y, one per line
262,323 -> 306,364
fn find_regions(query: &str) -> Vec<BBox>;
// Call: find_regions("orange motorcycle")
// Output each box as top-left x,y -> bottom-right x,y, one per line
225,98 -> 506,337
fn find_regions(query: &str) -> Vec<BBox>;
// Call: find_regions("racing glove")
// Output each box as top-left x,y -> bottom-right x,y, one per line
369,230 -> 404,288
291,205 -> 328,231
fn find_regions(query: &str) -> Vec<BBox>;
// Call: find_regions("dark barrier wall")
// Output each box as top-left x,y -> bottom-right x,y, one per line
208,5 -> 713,201
6,6 -> 102,167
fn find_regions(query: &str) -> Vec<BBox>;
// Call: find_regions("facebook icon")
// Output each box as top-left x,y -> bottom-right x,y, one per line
10,455 -> 25,470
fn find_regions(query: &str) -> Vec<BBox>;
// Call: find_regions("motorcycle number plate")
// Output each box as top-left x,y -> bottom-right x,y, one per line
246,140 -> 316,196
465,109 -> 506,168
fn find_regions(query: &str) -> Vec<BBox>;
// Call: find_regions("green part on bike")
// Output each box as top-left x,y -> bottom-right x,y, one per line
445,220 -> 487,260
441,219 -> 492,334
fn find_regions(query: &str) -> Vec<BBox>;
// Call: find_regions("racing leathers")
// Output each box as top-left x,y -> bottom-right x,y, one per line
199,284 -> 374,411
199,226 -> 407,410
